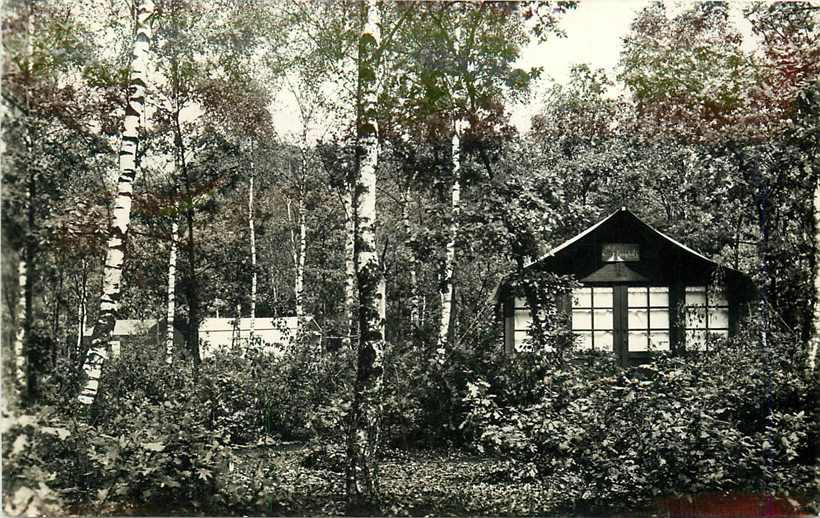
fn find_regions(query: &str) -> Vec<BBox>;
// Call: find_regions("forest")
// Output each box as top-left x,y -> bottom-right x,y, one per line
1,0 -> 819,516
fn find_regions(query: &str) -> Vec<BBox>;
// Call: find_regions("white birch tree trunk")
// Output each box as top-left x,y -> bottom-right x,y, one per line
809,169 -> 820,372
297,195 -> 307,322
248,143 -> 257,341
79,0 -> 155,405
344,186 -> 356,347
165,215 -> 178,364
14,260 -> 27,393
402,187 -> 419,328
346,0 -> 384,509
438,123 -> 461,355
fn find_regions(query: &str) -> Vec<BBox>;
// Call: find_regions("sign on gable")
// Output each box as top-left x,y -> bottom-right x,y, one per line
602,243 -> 640,262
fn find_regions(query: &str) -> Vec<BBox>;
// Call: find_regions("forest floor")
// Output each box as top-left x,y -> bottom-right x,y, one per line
223,441 -> 567,516
222,442 -> 813,517
92,442 -> 812,516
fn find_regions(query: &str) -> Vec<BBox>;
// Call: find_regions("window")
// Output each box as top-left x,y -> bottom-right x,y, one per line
571,287 -> 614,351
627,287 -> 670,351
111,339 -> 121,359
685,286 -> 729,350
512,297 -> 532,351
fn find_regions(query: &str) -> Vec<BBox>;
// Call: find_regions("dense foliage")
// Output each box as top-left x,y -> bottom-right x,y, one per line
464,329 -> 817,512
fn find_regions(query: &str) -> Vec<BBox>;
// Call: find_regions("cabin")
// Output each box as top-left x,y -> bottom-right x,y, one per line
198,316 -> 322,359
79,316 -> 321,359
498,208 -> 755,365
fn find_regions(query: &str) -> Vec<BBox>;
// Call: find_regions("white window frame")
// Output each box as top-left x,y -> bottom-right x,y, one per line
684,285 -> 730,350
570,286 -> 614,351
626,286 -> 671,352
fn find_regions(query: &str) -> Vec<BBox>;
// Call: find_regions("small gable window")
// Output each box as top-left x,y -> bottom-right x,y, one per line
685,286 -> 729,350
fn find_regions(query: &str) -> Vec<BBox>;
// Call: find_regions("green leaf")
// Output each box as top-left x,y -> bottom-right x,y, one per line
40,427 -> 71,440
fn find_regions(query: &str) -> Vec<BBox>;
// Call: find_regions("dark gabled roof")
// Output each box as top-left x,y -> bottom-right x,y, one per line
527,207 -> 719,270
493,207 -> 756,304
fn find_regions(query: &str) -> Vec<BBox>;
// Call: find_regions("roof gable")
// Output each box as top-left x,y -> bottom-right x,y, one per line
530,207 -> 717,269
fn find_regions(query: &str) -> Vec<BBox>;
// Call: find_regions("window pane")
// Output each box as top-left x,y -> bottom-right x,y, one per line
708,308 -> 729,329
575,331 -> 593,350
572,288 -> 591,308
515,309 -> 532,332
594,331 -> 613,350
708,329 -> 729,340
686,307 -> 707,329
686,330 -> 707,350
649,331 -> 670,351
710,289 -> 729,307
593,287 -> 613,308
650,308 -> 669,329
628,308 -> 648,329
628,331 -> 649,351
572,309 -> 593,330
593,308 -> 614,330
685,286 -> 707,306
514,297 -> 529,309
628,287 -> 647,307
513,331 -> 531,352
649,287 -> 669,306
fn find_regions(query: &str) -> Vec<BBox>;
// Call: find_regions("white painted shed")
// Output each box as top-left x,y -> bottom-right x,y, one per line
198,316 -> 321,359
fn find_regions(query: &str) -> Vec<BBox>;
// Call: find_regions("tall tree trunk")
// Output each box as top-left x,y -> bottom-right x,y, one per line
378,277 -> 386,341
401,187 -> 419,329
809,167 -> 820,372
232,303 -> 241,347
75,257 -> 88,363
346,0 -> 384,510
184,199 -> 200,364
344,185 -> 356,347
51,262 -> 64,362
248,142 -> 257,341
17,0 -> 36,405
79,0 -> 155,405
438,122 -> 461,354
165,214 -> 178,364
298,196 -> 307,319
24,171 -> 36,401
287,195 -> 306,326
14,259 -> 27,397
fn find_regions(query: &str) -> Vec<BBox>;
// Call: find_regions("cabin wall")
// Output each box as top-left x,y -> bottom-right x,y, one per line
501,210 -> 754,364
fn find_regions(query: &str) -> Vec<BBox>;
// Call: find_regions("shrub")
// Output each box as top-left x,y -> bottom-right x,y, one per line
464,326 -> 818,511
1,396 -> 229,514
380,334 -> 502,448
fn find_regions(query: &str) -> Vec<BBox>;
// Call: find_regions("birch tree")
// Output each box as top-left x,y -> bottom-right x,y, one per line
2,0 -> 105,404
247,140 -> 257,340
344,180 -> 356,344
394,2 -> 574,352
345,0 -> 385,508
165,208 -> 178,363
79,0 -> 155,405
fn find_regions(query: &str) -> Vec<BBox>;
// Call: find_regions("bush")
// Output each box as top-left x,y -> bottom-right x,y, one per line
464,327 -> 818,512
381,334 -> 502,448
2,397 -> 229,514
